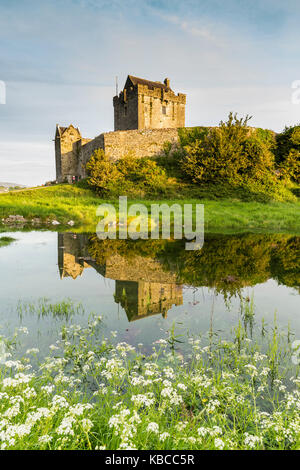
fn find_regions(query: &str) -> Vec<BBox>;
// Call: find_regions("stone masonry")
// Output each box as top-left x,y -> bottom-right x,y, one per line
113,76 -> 186,131
55,75 -> 186,183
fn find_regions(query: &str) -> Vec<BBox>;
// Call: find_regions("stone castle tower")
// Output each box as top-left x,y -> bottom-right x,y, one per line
55,75 -> 186,183
57,233 -> 183,321
113,75 -> 186,131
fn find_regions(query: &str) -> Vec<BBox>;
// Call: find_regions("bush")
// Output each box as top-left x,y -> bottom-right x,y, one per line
181,113 -> 294,201
86,150 -> 168,197
276,126 -> 300,183
86,149 -> 123,195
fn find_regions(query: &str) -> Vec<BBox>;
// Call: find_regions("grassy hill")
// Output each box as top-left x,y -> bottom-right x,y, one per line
0,183 -> 299,233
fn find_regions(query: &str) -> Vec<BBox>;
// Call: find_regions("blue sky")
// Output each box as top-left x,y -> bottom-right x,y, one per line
1,0 -> 300,185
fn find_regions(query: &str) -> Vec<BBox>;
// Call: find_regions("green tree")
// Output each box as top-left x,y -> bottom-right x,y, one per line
86,149 -> 123,194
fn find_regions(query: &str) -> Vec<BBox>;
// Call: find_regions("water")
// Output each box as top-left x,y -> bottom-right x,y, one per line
0,231 -> 299,356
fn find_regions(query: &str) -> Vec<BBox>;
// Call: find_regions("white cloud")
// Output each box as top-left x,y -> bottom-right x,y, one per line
0,142 -> 54,186
187,86 -> 300,131
159,14 -> 217,42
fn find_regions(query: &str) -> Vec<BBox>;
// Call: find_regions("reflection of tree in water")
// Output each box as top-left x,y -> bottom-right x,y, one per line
270,236 -> 300,291
57,232 -> 299,322
87,233 -> 300,298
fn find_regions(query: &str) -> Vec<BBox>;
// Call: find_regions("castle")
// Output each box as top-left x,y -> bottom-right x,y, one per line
55,75 -> 186,183
58,233 -> 183,321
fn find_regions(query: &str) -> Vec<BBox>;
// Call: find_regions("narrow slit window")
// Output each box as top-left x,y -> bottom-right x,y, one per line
162,105 -> 167,115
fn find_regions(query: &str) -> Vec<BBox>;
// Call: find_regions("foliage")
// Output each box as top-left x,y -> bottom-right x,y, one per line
0,310 -> 300,450
181,113 -> 294,202
0,236 -> 16,248
86,149 -> 122,195
87,233 -> 300,299
276,126 -> 300,183
178,126 -> 210,147
278,149 -> 300,184
276,125 -> 300,162
86,150 -> 168,197
0,184 -> 299,233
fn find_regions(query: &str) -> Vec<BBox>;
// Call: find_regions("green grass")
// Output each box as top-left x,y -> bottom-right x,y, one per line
0,301 -> 299,450
0,236 -> 16,248
0,184 -> 299,233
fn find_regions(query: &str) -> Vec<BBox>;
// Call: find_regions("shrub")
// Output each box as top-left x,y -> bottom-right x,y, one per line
278,149 -> 300,183
276,125 -> 300,162
86,150 -> 168,197
181,113 -> 294,201
86,149 -> 123,195
276,126 -> 300,183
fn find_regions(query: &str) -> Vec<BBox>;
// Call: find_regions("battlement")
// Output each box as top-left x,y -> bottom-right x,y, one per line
113,75 -> 186,131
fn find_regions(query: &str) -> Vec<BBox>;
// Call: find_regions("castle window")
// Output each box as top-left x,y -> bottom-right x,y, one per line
162,105 -> 167,115
124,106 -> 127,116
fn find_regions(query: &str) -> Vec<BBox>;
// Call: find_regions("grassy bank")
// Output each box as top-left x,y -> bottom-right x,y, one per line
0,184 -> 299,233
0,302 -> 299,450
0,236 -> 16,248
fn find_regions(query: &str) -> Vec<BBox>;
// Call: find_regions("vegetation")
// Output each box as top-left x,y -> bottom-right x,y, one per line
86,113 -> 297,203
276,125 -> 300,183
0,184 -> 299,233
87,233 -> 300,298
86,150 -> 169,197
0,303 -> 299,450
180,114 -> 294,202
1,113 -> 300,232
0,236 -> 16,248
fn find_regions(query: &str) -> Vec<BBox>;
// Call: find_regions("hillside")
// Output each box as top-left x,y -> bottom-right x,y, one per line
0,183 -> 299,233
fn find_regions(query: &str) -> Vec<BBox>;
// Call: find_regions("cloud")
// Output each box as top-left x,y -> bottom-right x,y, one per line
0,141 -> 54,186
158,14 -> 217,42
0,0 -> 300,185
187,86 -> 300,131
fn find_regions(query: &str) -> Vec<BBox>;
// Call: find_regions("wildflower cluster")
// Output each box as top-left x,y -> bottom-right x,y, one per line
0,314 -> 299,450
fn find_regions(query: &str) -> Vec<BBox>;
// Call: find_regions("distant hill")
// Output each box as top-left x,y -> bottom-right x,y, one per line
0,182 -> 27,188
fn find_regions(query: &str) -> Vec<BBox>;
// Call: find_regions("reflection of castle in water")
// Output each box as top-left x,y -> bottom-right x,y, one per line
58,232 -> 300,321
58,233 -> 183,321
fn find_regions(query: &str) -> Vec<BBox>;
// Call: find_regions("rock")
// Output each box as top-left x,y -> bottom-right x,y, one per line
52,220 -> 60,225
4,215 -> 27,224
67,220 -> 75,226
31,218 -> 42,224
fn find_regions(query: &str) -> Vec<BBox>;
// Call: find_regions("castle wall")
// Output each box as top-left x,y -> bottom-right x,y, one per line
73,128 -> 180,179
77,135 -> 103,178
137,86 -> 186,129
55,138 -> 62,181
113,83 -> 186,131
55,126 -> 82,183
55,75 -> 186,182
103,128 -> 180,161
113,92 -> 139,131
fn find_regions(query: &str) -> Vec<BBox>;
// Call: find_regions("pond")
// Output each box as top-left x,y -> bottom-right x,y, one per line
0,230 -> 299,357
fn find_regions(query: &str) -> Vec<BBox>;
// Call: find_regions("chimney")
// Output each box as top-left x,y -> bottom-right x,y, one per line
164,78 -> 170,88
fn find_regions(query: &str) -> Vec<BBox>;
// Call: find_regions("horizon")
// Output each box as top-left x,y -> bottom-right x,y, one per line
1,0 -> 300,186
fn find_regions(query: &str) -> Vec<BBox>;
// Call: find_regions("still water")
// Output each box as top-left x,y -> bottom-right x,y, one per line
0,231 -> 299,355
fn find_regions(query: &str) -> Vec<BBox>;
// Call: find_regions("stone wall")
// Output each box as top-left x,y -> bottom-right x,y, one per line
113,92 -> 139,131
103,128 -> 180,161
137,85 -> 186,130
56,126 -> 182,181
113,82 -> 186,131
77,134 -> 103,178
76,128 -> 180,178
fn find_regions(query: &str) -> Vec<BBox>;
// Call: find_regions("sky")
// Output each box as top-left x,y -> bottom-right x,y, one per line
1,0 -> 300,186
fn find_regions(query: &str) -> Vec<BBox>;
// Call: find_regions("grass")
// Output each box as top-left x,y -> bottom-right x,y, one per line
0,184 -> 300,233
0,236 -> 16,248
0,301 -> 300,450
